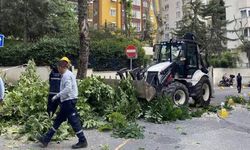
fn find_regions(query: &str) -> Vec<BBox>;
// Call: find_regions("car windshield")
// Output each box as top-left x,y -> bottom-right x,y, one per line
159,43 -> 182,62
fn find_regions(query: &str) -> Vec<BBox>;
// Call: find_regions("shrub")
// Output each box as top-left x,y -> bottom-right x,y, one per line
112,78 -> 142,121
106,112 -> 144,139
144,96 -> 191,123
78,77 -> 115,116
209,52 -> 238,68
225,95 -> 246,105
0,60 -> 72,141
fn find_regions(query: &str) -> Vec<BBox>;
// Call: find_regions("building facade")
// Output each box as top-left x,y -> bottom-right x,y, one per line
93,0 -> 122,29
160,0 -> 209,41
160,0 -> 183,41
68,0 -> 94,27
92,0 -> 159,36
225,0 -> 250,49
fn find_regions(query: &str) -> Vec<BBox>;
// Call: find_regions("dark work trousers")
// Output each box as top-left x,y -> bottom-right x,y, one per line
237,83 -> 242,93
43,99 -> 86,143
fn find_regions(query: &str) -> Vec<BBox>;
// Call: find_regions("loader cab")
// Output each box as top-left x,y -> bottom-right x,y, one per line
153,42 -> 183,63
153,39 -> 200,78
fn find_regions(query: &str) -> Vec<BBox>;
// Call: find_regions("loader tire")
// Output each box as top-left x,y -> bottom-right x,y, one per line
192,76 -> 211,107
161,82 -> 189,106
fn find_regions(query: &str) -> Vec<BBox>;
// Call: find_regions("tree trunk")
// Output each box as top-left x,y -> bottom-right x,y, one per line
123,0 -> 128,37
23,0 -> 28,43
77,0 -> 89,79
143,0 -> 151,41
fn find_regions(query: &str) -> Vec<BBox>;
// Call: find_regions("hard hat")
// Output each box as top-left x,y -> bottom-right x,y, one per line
60,57 -> 71,64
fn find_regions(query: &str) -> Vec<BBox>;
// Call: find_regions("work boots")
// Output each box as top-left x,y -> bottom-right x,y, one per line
37,129 -> 55,148
72,132 -> 88,149
37,136 -> 49,148
72,140 -> 88,149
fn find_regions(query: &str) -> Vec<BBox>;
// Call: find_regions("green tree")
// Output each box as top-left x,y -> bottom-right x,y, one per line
176,0 -> 232,55
175,0 -> 207,48
202,0 -> 231,53
0,0 -> 77,42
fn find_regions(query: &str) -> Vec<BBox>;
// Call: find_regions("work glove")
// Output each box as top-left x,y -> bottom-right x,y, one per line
52,95 -> 59,101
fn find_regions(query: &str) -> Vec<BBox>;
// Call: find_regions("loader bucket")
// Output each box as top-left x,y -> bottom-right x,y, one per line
103,79 -> 156,101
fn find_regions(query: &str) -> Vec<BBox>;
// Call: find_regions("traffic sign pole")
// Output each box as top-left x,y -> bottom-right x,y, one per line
130,58 -> 133,70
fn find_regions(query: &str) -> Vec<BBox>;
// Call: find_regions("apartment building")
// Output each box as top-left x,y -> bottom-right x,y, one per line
128,0 -> 158,33
160,0 -> 183,41
92,0 -> 159,36
93,0 -> 122,29
225,0 -> 250,49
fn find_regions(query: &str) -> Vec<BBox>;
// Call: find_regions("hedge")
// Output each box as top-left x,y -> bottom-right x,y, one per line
0,36 -> 148,71
89,37 -> 147,71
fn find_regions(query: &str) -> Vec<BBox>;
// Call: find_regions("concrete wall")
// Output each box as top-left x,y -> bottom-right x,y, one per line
213,68 -> 250,85
0,66 -> 51,84
2,66 -> 250,86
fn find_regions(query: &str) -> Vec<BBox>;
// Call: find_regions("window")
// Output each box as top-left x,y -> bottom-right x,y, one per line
241,10 -> 247,18
165,33 -> 169,40
143,1 -> 148,7
165,4 -> 169,11
166,14 -> 169,21
176,1 -> 180,9
110,8 -> 116,16
132,22 -> 141,32
176,22 -> 181,28
132,10 -> 141,19
244,28 -> 250,37
186,43 -> 198,68
176,11 -> 181,18
132,0 -> 141,6
165,24 -> 169,30
249,10 -> 250,17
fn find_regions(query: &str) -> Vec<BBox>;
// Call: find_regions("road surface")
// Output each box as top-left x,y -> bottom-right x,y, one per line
1,87 -> 250,150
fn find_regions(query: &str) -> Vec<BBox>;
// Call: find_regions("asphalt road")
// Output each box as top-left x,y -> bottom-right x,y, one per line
1,87 -> 250,150
211,86 -> 250,105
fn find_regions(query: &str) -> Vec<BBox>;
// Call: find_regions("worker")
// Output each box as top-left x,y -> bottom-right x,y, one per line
237,73 -> 242,93
0,77 -> 4,104
47,65 -> 61,117
38,60 -> 87,149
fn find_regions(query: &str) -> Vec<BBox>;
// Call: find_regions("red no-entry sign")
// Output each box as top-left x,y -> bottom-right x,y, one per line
125,45 -> 137,58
